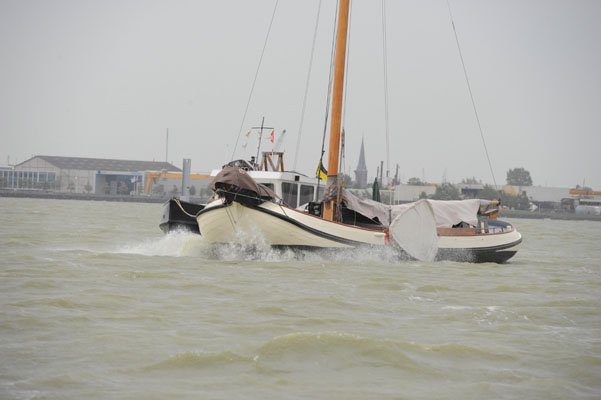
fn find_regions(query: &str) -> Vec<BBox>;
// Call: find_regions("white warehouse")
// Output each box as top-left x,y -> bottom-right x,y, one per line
7,155 -> 181,195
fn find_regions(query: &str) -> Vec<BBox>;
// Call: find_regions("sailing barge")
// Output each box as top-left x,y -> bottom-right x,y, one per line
163,0 -> 522,263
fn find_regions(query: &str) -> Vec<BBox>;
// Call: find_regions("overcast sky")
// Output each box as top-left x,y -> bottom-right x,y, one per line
1,0 -> 600,188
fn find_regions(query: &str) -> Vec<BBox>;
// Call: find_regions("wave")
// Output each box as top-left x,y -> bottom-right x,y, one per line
146,350 -> 253,370
255,332 -> 516,370
145,332 -> 512,375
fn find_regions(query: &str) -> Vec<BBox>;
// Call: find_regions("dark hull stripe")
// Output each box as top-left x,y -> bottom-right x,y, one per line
445,237 -> 522,253
197,202 -> 521,263
436,249 -> 518,264
198,202 -> 366,246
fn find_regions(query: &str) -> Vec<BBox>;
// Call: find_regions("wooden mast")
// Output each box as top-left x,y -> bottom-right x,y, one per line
323,0 -> 350,221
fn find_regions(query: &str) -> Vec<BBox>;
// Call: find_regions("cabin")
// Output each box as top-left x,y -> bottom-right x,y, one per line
212,152 -> 323,208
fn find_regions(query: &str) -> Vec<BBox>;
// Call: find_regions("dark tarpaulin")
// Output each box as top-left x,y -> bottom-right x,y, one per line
211,166 -> 278,205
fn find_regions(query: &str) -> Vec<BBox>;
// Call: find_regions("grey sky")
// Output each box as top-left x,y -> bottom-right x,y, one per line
1,0 -> 600,188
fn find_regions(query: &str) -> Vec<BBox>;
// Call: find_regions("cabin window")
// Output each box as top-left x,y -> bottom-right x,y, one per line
281,182 -> 298,207
299,185 -> 314,206
263,183 -> 274,191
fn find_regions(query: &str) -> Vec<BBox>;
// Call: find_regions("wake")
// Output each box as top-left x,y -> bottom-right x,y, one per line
112,230 -> 409,264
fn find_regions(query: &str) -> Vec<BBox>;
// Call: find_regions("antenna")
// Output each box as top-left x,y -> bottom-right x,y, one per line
181,158 -> 191,201
381,0 -> 391,186
248,117 -> 274,162
255,116 -> 265,162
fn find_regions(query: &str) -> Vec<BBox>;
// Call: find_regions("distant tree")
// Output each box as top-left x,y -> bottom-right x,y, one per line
461,176 -> 482,184
340,174 -> 353,188
84,182 -> 93,193
479,185 -> 501,200
431,183 -> 461,200
501,191 -> 530,210
419,191 -> 428,200
189,185 -> 197,196
474,184 -> 530,210
407,177 -> 427,186
514,192 -> 531,210
506,167 -> 533,186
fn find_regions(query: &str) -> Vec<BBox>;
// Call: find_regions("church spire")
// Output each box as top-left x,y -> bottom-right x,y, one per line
354,138 -> 368,188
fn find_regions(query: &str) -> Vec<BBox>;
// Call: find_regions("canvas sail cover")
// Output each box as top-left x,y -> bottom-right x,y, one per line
396,199 -> 484,228
389,200 -> 438,262
325,183 -> 489,228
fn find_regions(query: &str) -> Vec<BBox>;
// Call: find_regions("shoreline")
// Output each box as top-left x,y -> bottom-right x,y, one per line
3,189 -> 600,222
500,209 -> 601,222
0,189 -> 176,204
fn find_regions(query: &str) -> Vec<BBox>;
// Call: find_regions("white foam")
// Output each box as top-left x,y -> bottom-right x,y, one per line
91,229 -> 416,264
442,305 -> 472,311
114,231 -> 207,257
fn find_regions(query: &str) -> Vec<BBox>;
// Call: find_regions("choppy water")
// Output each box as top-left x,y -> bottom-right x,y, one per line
1,197 -> 600,399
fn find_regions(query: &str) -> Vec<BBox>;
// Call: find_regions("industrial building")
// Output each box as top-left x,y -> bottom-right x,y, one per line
143,170 -> 211,198
2,155 -> 184,195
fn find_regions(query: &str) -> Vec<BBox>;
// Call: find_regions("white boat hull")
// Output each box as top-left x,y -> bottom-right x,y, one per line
197,199 -> 386,248
196,199 -> 522,263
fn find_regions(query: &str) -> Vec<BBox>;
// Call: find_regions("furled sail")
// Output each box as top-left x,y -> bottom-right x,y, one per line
326,184 -> 491,228
211,166 -> 279,206
389,200 -> 438,262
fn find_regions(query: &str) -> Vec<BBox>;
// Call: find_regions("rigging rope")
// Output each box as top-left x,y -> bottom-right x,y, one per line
293,0 -> 323,171
230,0 -> 280,161
381,0 -> 390,186
173,198 -> 200,218
340,0 -> 353,177
341,0 -> 353,128
446,0 -> 498,187
316,0 -> 339,196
